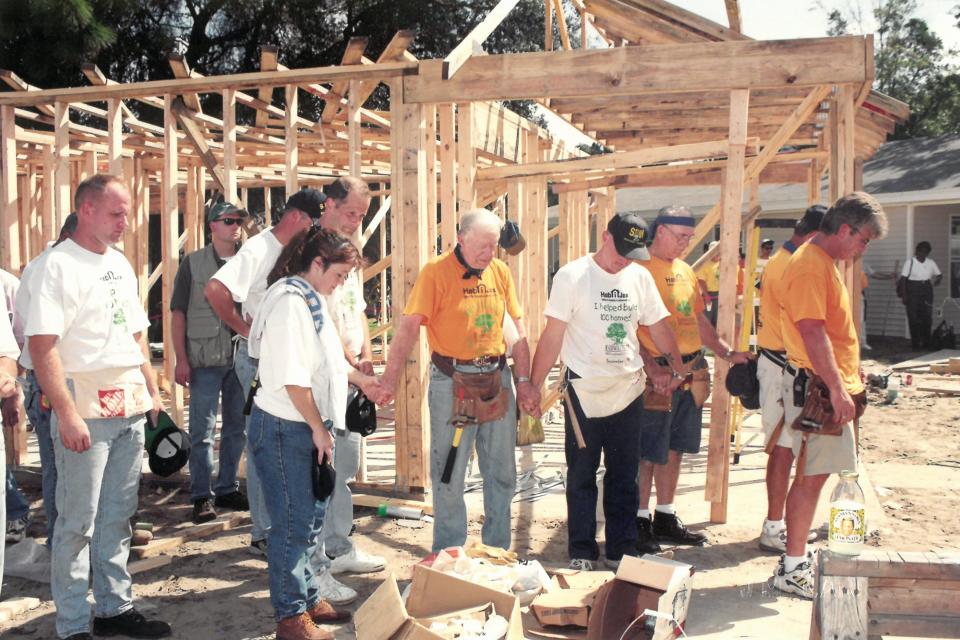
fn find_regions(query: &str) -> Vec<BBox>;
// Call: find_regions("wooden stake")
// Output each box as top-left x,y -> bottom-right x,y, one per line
162,96 -> 183,425
285,84 -> 299,195
0,106 -> 19,272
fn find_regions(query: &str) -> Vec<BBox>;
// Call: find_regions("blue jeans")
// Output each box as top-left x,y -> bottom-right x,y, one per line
50,413 -> 145,639
5,467 -> 29,521
234,339 -> 270,541
188,364 -> 247,500
427,364 -> 516,552
565,382 -> 642,562
248,406 -> 328,621
24,370 -> 57,542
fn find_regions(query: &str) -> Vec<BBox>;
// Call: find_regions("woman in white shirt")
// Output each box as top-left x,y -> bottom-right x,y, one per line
247,227 -> 379,640
900,241 -> 943,350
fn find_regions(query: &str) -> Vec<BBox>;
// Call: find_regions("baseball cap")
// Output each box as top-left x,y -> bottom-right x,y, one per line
285,188 -> 328,220
607,212 -> 651,260
206,201 -> 247,224
761,238 -> 774,247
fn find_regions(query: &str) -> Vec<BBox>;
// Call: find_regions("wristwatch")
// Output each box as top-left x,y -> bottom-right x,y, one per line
670,370 -> 684,381
516,376 -> 531,384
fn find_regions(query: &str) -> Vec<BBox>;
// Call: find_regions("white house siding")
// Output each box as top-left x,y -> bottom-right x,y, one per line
912,203 -> 960,334
864,205 -> 909,338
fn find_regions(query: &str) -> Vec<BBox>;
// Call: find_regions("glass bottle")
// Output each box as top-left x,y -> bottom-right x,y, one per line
829,470 -> 866,556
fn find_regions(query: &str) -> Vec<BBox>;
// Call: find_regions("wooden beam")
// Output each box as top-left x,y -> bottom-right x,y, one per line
602,0 -> 748,41
348,80 -> 362,177
167,54 -> 203,113
360,196 -> 392,248
0,106 -> 18,271
706,88 -> 749,523
405,37 -> 869,103
0,61 -> 416,107
53,102 -> 71,229
552,0 -> 572,49
724,0 -> 742,33
337,31 -> 416,122
162,96 -> 183,425
456,103 -> 476,212
477,138 -> 736,181
445,0 -> 521,79
545,0 -> 554,51
256,45 -> 279,128
170,98 -> 227,193
438,103 -> 457,253
320,37 -> 369,124
222,88 -> 238,203
285,84 -> 299,195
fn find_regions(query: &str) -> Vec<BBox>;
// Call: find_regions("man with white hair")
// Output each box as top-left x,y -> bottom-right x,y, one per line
381,208 -> 539,552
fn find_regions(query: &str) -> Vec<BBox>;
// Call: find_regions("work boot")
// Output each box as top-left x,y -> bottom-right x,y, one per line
636,516 -> 662,554
214,490 -> 249,511
652,512 -> 707,546
306,600 -> 352,624
92,608 -> 172,638
191,498 -> 217,524
276,613 -> 333,640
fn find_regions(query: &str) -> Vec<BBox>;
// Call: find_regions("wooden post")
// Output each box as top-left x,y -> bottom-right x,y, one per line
438,104 -> 457,253
195,166 -> 206,248
263,184 -> 272,227
223,89 -> 238,203
41,146 -> 55,247
391,80 -> 430,493
0,106 -> 19,272
285,85 -> 299,195
545,0 -> 553,51
162,96 -> 183,424
706,89 -> 749,523
26,164 -> 39,264
53,102 -> 71,230
185,165 -> 199,254
456,103 -> 475,213
108,99 -> 123,176
136,160 -> 150,304
348,80 -> 362,177
425,104 -> 438,253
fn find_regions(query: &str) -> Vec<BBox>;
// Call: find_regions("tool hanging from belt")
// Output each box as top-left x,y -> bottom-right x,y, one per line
559,367 -> 586,450
441,388 -> 477,484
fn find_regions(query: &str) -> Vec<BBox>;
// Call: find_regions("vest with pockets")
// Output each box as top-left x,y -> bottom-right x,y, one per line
185,245 -> 234,368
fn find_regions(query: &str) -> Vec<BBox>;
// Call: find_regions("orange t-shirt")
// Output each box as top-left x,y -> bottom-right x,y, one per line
780,243 -> 863,394
757,246 -> 793,351
403,252 -> 521,360
636,256 -> 705,356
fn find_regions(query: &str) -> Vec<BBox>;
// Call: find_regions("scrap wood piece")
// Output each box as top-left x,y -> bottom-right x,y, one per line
129,555 -> 173,575
0,596 -> 41,623
352,493 -> 433,516
890,349 -> 960,371
130,512 -> 249,559
916,382 -> 960,396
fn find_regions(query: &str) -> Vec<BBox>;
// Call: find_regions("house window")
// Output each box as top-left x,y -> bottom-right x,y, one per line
951,215 -> 960,299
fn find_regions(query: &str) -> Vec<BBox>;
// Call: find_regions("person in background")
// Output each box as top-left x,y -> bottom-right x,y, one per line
0,293 -> 22,600
696,241 -> 721,327
899,241 -> 942,350
0,267 -> 29,544
171,201 -> 250,524
247,227 -> 383,640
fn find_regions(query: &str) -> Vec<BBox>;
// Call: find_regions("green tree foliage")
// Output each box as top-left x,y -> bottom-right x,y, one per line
824,0 -> 960,139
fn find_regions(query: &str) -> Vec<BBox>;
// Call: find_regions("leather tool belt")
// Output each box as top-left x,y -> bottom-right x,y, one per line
643,351 -> 708,412
432,352 -> 509,425
789,369 -> 868,436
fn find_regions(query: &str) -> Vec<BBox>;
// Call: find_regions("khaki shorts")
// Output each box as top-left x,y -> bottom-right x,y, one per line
758,353 -> 791,449
781,367 -> 858,476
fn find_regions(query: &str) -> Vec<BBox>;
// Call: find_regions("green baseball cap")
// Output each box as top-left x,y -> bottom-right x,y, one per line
206,201 -> 248,224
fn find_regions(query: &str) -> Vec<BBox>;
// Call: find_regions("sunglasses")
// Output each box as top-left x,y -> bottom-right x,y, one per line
214,218 -> 245,226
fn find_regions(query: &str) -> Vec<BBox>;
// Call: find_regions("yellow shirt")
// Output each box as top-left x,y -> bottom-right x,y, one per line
757,246 -> 793,351
636,256 -> 705,356
780,243 -> 863,394
696,261 -> 720,292
403,252 -> 521,360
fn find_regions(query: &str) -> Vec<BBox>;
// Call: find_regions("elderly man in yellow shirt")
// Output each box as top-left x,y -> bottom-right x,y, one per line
773,192 -> 887,599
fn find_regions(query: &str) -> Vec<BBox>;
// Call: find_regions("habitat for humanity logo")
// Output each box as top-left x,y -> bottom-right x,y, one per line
601,288 -> 629,301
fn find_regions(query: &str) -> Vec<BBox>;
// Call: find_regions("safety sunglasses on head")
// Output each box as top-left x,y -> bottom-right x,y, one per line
215,218 -> 244,226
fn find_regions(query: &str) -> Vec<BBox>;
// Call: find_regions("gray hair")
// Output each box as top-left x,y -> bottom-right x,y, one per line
821,191 -> 888,239
458,208 -> 503,237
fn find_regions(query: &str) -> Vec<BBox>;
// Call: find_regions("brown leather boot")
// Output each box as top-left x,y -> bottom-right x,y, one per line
276,613 -> 333,640
306,599 -> 352,624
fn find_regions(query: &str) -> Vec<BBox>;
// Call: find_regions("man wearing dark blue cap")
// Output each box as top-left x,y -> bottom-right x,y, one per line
529,212 -> 682,570
171,201 -> 249,524
635,206 -> 751,554
206,188 -> 326,556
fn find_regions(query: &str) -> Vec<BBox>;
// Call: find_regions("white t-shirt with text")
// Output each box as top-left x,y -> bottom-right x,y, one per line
324,270 -> 367,357
545,255 -> 670,379
901,257 -> 941,282
210,228 -> 283,322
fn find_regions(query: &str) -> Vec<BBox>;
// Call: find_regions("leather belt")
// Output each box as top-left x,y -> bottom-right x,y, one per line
759,348 -> 788,369
784,362 -> 801,377
430,352 -> 506,377
655,350 -> 702,367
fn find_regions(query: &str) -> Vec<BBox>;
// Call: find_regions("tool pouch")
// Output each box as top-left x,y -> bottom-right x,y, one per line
690,367 -> 711,408
452,370 -> 508,424
791,373 -> 867,436
642,379 -> 672,412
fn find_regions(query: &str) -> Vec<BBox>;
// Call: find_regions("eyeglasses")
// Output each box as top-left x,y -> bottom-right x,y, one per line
659,224 -> 693,244
849,227 -> 871,247
215,218 -> 244,226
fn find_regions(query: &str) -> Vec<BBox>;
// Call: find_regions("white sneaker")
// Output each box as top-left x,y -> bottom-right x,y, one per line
773,553 -> 816,599
328,547 -> 385,575
759,522 -> 818,553
568,558 -> 595,571
315,569 -> 358,605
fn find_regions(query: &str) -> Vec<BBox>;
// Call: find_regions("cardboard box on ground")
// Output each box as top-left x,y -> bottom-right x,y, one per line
354,565 -> 523,640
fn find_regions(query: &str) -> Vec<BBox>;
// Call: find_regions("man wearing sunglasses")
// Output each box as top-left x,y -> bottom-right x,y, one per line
170,201 -> 250,525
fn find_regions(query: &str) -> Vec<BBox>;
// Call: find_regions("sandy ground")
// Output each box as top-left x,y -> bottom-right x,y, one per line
2,336 -> 958,639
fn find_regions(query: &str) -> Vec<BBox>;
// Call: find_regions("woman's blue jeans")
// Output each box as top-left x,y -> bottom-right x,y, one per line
248,405 -> 328,621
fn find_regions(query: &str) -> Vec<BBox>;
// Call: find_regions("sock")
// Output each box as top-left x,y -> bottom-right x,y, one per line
655,504 -> 676,516
764,519 -> 786,534
637,508 -> 651,520
784,553 -> 807,573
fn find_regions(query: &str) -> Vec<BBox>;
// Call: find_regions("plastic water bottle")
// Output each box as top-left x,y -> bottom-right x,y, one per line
829,470 -> 866,556
377,503 -> 423,520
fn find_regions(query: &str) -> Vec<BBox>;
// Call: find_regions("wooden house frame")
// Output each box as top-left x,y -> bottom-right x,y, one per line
0,0 -> 906,521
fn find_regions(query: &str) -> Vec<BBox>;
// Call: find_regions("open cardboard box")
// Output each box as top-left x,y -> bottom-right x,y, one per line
530,570 -> 615,628
354,564 -> 523,640
587,555 -> 694,640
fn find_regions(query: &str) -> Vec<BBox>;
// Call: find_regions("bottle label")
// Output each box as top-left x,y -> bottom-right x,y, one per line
829,505 -> 865,544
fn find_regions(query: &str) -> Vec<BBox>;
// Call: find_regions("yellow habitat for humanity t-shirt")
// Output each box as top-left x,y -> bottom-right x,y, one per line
636,256 -> 705,356
403,252 -> 522,360
757,245 -> 793,351
696,261 -> 720,292
780,242 -> 864,394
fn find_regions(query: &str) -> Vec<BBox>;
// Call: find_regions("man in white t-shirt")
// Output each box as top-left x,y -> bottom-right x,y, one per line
206,188 -> 323,557
27,175 -> 170,640
306,176 -> 385,603
528,213 -> 683,570
900,241 -> 943,350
